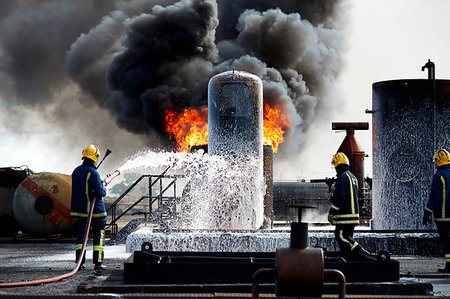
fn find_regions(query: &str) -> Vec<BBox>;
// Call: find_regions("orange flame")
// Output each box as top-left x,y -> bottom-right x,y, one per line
263,103 -> 291,153
164,107 -> 208,152
164,104 -> 290,153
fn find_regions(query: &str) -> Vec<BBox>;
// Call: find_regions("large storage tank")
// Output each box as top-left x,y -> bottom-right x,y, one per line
208,70 -> 263,158
13,172 -> 75,235
207,70 -> 264,230
371,79 -> 450,230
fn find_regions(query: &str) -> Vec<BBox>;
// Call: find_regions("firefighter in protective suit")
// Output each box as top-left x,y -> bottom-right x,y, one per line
328,152 -> 375,261
423,149 -> 450,273
70,145 -> 107,271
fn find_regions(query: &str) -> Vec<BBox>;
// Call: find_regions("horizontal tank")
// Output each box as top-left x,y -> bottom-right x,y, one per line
273,181 -> 331,223
372,79 -> 450,230
13,172 -> 75,235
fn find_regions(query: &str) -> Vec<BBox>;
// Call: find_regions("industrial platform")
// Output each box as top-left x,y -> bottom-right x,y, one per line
0,242 -> 448,298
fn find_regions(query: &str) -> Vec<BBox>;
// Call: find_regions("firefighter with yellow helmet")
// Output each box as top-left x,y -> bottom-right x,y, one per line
328,152 -> 375,261
423,149 -> 450,273
70,145 -> 107,271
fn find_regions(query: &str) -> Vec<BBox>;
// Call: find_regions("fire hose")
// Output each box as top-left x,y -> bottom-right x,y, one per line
0,196 -> 97,288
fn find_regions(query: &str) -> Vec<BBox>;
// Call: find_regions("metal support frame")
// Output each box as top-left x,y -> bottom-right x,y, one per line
106,167 -> 185,237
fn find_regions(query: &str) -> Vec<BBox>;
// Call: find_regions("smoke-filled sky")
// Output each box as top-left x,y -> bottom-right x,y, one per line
0,0 -> 449,179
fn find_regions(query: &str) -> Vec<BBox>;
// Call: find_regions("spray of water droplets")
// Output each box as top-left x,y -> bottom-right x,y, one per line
116,149 -> 265,230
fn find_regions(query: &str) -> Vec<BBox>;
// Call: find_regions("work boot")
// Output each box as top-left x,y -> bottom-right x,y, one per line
353,246 -> 377,262
94,263 -> 106,271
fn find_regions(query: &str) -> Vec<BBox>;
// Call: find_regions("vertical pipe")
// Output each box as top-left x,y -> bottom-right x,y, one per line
149,176 -> 153,218
263,145 -> 274,228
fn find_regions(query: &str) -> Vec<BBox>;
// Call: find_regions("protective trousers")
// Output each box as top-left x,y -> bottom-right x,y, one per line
75,217 -> 106,265
436,222 -> 450,269
335,224 -> 359,258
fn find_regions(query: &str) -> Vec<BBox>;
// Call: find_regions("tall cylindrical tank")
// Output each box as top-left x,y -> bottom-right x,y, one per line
208,70 -> 264,230
371,79 -> 450,230
13,172 -> 75,235
208,70 -> 263,157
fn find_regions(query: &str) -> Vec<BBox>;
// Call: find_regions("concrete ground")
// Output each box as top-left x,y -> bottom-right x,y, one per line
0,242 -> 448,298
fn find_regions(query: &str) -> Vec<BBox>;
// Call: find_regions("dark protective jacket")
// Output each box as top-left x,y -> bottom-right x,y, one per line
425,164 -> 450,222
329,166 -> 360,225
70,160 -> 107,218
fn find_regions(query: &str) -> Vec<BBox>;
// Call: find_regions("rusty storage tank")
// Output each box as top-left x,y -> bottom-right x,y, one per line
0,167 -> 29,235
12,172 -> 75,235
371,79 -> 450,230
208,70 -> 264,230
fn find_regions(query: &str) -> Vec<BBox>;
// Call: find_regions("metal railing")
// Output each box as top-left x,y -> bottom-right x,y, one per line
106,167 -> 184,236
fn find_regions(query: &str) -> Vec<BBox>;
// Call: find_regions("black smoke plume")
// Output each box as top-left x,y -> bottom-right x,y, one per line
0,0 -> 350,171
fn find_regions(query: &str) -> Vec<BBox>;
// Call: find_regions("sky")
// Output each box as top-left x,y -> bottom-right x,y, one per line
279,0 -> 450,179
0,0 -> 449,180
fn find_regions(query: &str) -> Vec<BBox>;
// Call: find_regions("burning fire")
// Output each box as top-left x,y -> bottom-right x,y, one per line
263,103 -> 291,153
164,104 -> 290,153
164,107 -> 208,152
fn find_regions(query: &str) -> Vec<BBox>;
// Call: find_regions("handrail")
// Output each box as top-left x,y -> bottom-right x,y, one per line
107,195 -> 150,228
106,166 -> 176,235
107,175 -> 150,212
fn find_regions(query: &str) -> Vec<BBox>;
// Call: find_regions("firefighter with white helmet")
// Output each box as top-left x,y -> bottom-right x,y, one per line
70,144 -> 107,271
423,149 -> 450,273
328,152 -> 375,261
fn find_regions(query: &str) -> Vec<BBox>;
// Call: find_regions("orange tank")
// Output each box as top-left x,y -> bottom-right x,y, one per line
12,172 -> 75,235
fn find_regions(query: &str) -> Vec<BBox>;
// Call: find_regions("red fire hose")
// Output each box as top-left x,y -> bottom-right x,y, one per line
0,197 -> 97,288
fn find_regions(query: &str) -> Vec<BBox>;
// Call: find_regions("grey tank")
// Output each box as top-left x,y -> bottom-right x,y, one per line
371,79 -> 450,230
208,70 -> 263,158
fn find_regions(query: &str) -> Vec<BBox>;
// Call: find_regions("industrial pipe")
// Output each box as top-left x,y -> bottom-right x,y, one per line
0,197 -> 97,287
324,269 -> 346,299
251,267 -> 346,299
251,268 -> 276,299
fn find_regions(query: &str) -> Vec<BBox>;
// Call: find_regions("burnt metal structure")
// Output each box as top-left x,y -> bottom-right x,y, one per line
371,64 -> 450,230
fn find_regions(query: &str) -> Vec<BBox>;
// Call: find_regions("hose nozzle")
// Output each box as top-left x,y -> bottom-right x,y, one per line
103,170 -> 121,186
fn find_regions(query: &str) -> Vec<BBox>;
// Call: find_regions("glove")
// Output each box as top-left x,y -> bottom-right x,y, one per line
328,214 -> 334,224
422,214 -> 432,225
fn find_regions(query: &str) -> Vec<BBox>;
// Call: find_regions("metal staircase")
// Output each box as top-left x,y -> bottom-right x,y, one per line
106,167 -> 184,244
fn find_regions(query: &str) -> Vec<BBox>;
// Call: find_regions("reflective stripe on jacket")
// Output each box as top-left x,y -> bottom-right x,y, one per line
329,168 -> 359,225
70,161 -> 107,218
425,164 -> 450,222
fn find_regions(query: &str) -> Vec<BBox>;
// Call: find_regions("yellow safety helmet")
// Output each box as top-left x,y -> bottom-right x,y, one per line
331,152 -> 349,168
82,144 -> 100,163
433,149 -> 450,167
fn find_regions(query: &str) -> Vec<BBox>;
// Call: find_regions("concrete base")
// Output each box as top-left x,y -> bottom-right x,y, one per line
126,226 -> 442,256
